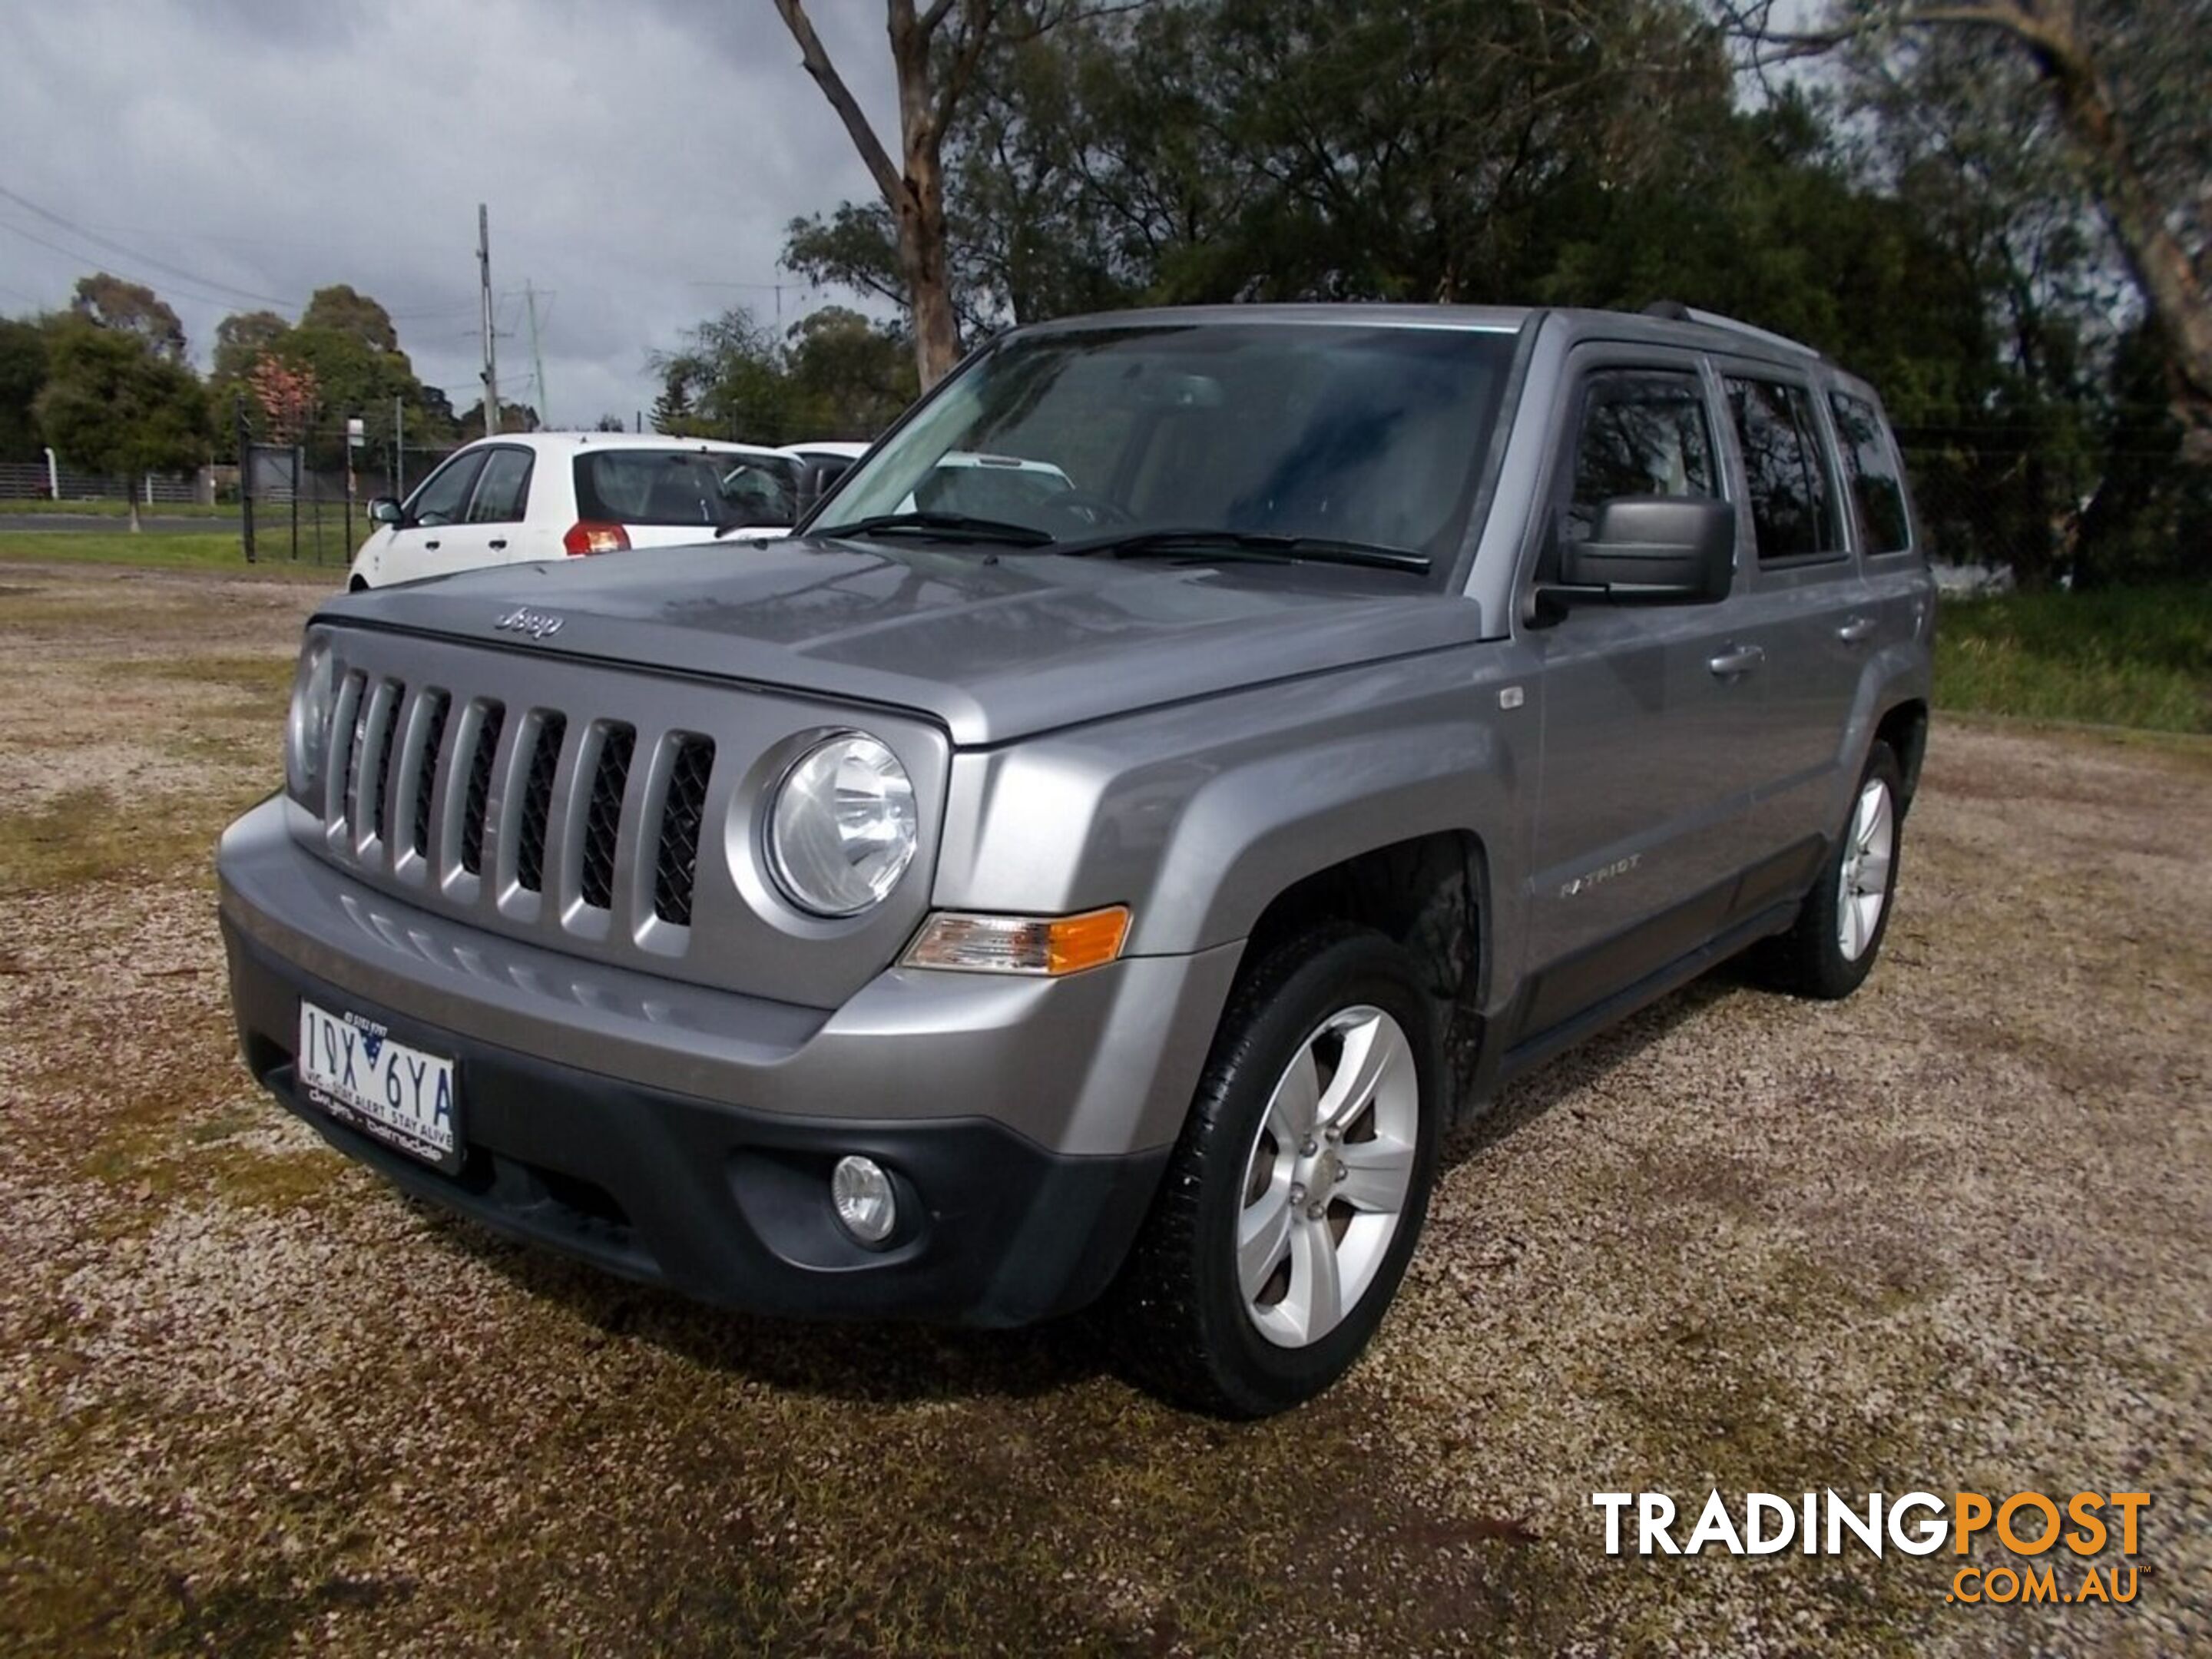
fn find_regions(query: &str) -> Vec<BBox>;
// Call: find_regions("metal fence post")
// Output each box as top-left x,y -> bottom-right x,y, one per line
237,397 -> 255,564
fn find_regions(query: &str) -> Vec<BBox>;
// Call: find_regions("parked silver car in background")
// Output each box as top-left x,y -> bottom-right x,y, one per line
223,303 -> 1932,1415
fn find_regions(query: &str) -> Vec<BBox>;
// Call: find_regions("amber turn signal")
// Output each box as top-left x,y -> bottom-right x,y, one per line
902,906 -> 1132,976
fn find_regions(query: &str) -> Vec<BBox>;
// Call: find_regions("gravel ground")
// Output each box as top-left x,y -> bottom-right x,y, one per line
2,561 -> 2207,1655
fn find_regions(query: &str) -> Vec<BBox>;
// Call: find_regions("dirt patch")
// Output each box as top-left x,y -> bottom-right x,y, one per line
0,575 -> 2206,1654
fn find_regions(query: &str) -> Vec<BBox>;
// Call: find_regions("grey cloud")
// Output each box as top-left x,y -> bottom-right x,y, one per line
0,0 -> 899,426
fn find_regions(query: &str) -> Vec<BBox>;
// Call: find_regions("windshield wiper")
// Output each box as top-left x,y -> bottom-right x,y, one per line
814,512 -> 1055,548
1054,528 -> 1430,575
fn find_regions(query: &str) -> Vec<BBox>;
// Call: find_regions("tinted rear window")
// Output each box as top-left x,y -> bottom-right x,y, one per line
1829,392 -> 1911,553
573,451 -> 796,529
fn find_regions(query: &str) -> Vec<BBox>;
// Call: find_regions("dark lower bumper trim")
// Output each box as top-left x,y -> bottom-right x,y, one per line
225,921 -> 1167,1327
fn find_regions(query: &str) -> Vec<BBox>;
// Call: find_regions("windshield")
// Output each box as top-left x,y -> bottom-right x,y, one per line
574,450 -> 796,530
814,322 -> 1516,567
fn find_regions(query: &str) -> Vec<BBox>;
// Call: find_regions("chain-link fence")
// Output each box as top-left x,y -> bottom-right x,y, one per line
0,458 -> 210,505
1899,443 -> 2210,591
235,406 -> 459,565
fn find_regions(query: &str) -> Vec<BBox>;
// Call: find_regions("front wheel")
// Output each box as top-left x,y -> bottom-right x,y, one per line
1103,924 -> 1442,1416
1752,740 -> 1905,999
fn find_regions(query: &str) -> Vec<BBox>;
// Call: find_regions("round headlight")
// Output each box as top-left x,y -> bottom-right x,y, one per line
286,637 -> 337,804
766,733 -> 918,916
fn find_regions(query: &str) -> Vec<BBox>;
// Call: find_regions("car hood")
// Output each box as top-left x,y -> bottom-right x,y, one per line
318,536 -> 1488,746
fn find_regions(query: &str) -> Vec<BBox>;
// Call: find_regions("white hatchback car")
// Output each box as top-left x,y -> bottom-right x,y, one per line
349,432 -> 800,589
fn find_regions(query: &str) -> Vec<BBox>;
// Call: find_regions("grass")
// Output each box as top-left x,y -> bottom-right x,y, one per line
1935,584 -> 2212,733
0,529 -> 337,575
0,498 -> 240,518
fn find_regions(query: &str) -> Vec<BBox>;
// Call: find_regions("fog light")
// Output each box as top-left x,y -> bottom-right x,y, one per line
831,1155 -> 896,1245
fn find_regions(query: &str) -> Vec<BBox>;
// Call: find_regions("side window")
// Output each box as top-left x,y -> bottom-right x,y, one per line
406,452 -> 487,528
1724,378 -> 1843,561
1564,371 -> 1718,543
1828,392 -> 1910,553
466,448 -> 535,524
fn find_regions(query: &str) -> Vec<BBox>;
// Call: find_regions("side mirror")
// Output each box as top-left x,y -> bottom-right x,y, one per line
795,456 -> 853,518
1551,496 -> 1734,604
366,497 -> 403,526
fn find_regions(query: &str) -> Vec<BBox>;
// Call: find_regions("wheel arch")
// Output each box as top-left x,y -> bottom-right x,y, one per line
1237,827 -> 1492,1125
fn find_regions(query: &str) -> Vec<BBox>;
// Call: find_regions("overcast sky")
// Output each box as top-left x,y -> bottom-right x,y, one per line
0,0 -> 896,426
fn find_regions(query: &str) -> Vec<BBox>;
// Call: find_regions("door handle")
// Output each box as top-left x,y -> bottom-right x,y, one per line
1707,644 -> 1764,677
488,538 -> 507,551
423,538 -> 440,551
1836,615 -> 1878,644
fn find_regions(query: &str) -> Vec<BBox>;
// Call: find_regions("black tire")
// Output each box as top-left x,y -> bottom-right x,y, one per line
348,575 -> 369,593
1751,740 -> 1906,1000
1102,922 -> 1442,1417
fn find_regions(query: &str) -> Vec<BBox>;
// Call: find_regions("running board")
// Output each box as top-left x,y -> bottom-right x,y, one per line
1497,899 -> 1800,1084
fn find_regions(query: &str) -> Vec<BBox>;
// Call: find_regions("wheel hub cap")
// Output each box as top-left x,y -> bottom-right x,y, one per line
1236,1005 -> 1420,1349
1836,776 -> 1895,963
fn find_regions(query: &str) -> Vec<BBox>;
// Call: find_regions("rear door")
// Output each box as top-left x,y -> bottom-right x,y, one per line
1710,365 -> 1874,889
1827,385 -> 1932,677
1518,348 -> 1767,1034
460,445 -> 538,565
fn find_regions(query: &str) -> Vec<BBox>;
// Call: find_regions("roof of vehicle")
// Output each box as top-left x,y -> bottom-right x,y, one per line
459,431 -> 792,461
1010,302 -> 1839,373
780,440 -> 872,459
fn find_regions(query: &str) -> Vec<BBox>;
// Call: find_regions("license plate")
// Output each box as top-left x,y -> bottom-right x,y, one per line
296,999 -> 461,1171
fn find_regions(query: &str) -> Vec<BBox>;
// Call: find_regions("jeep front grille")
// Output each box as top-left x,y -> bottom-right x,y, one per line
315,680 -> 715,941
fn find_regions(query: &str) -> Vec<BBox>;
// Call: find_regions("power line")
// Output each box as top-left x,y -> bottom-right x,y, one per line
0,181 -> 296,308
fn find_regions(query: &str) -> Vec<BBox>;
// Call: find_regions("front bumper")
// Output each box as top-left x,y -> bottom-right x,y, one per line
217,797 -> 1240,1326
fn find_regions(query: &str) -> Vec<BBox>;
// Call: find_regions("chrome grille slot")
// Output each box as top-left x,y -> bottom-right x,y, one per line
580,722 -> 635,912
460,701 -> 504,877
333,669 -> 369,831
654,736 -> 715,927
410,692 -> 450,859
366,677 -> 406,849
513,712 -> 566,895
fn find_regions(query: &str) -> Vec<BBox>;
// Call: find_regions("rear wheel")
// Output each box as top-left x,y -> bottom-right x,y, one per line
1752,740 -> 1904,1000
1104,923 -> 1441,1416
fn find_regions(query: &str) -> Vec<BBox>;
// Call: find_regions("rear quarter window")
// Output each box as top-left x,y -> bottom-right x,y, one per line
1829,392 -> 1912,554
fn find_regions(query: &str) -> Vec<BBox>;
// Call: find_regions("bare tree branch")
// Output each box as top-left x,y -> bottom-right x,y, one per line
771,0 -> 906,209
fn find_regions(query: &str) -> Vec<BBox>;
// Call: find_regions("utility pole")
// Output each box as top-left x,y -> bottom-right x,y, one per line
477,203 -> 499,438
525,279 -> 548,429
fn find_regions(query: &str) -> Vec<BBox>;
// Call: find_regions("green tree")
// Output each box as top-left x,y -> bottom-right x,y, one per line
1720,0 -> 2212,453
212,310 -> 290,385
783,306 -> 918,436
651,306 -> 796,441
300,285 -> 402,354
771,0 -> 1119,388
70,273 -> 187,362
33,320 -> 207,529
0,316 -> 50,462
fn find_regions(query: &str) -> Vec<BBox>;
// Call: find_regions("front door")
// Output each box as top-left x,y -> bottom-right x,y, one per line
377,449 -> 487,584
1518,352 -> 1767,1035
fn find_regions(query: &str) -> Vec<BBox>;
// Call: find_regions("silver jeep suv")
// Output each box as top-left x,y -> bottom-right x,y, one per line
218,304 -> 1933,1415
